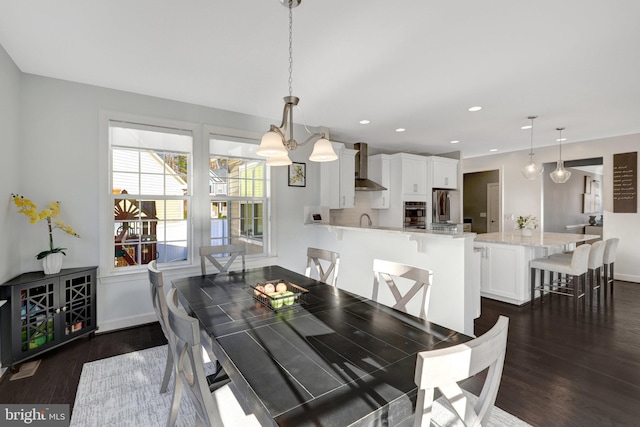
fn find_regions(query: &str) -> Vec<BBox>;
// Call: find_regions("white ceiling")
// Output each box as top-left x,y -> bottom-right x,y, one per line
2,0 -> 639,158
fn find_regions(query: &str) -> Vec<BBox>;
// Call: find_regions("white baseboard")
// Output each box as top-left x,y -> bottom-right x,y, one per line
97,313 -> 158,334
615,273 -> 640,284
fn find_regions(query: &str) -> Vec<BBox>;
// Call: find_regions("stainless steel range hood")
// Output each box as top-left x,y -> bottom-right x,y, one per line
354,142 -> 387,191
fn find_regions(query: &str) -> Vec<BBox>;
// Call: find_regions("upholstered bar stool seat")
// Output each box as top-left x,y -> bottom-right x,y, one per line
530,244 -> 591,313
550,240 -> 605,305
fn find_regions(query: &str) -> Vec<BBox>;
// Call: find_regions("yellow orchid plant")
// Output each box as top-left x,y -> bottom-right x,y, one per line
11,194 -> 80,259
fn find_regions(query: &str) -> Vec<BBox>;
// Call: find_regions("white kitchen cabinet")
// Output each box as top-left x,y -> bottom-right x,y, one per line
427,156 -> 458,189
378,153 -> 428,228
476,242 -> 526,305
368,154 -> 390,209
401,154 -> 428,198
474,241 -> 550,305
320,143 -> 357,209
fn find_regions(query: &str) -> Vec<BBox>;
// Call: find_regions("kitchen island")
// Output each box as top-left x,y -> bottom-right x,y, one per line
474,231 -> 599,305
309,224 -> 478,336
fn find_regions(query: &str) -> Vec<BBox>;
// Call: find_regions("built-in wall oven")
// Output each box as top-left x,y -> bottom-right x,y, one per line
404,201 -> 426,229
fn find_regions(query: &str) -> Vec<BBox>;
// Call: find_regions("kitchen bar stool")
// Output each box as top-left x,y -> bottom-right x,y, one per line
530,244 -> 591,313
550,240 -> 605,305
603,238 -> 619,298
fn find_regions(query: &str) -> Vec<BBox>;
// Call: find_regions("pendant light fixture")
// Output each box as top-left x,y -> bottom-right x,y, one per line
256,0 -> 338,165
550,127 -> 571,183
521,115 -> 544,179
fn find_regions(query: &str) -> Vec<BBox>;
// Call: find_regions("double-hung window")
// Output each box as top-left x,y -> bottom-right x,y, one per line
110,121 -> 192,269
208,136 -> 268,257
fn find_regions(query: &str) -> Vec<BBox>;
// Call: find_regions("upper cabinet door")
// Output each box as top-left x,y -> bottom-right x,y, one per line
368,154 -> 390,209
429,156 -> 458,189
320,142 -> 357,209
401,156 -> 427,197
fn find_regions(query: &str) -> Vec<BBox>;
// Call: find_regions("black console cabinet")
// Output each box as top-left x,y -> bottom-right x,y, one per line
0,267 -> 97,368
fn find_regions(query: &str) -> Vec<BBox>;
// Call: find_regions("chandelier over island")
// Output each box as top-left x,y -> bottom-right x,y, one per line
256,0 -> 338,166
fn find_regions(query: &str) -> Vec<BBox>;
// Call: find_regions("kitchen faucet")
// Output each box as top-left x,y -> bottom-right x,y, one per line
360,213 -> 372,228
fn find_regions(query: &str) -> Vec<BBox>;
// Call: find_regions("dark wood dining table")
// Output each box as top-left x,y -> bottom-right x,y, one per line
172,265 -> 471,427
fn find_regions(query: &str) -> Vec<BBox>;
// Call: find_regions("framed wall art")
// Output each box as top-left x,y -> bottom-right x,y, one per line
288,162 -> 306,187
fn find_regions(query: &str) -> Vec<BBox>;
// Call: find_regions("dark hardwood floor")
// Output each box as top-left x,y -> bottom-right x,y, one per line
1,280 -> 639,426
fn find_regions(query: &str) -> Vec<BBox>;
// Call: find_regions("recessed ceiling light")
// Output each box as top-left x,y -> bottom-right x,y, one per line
395,128 -> 406,132
489,148 -> 498,152
359,120 -> 370,125
468,106 -> 482,112
521,125 -> 532,130
450,140 -> 460,144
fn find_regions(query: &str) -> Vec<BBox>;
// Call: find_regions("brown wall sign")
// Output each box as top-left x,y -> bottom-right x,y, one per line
613,151 -> 637,213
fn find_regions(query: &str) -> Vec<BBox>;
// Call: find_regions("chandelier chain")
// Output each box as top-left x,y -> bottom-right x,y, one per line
288,0 -> 293,97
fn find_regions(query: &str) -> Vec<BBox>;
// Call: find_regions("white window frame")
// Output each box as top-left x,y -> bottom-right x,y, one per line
206,129 -> 271,260
99,111 -> 202,275
99,114 -> 273,277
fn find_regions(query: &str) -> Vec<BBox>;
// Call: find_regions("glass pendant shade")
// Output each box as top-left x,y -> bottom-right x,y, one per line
521,158 -> 544,180
266,152 -> 292,166
309,138 -> 338,162
550,160 -> 571,183
257,131 -> 287,157
549,127 -> 571,183
521,115 -> 543,180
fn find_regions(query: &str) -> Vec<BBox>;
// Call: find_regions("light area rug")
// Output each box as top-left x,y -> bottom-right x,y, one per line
70,345 -> 258,427
71,345 -> 530,427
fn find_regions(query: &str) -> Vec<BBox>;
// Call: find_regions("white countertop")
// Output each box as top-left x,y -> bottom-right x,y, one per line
474,230 -> 600,248
307,223 -> 475,239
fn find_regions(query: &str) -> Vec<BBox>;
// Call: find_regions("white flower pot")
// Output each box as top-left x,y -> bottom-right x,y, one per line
521,228 -> 533,237
43,252 -> 64,275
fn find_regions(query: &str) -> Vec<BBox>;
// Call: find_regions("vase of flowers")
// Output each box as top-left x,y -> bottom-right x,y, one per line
516,215 -> 537,237
11,194 -> 80,274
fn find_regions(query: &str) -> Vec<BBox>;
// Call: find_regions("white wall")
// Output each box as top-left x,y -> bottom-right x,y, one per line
12,73 -> 322,332
0,45 -> 21,284
464,134 -> 640,283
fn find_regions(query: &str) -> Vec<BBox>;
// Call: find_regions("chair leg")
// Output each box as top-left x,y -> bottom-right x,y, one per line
603,264 -> 609,299
160,347 -> 173,393
530,267 -> 535,308
610,263 -> 615,296
573,275 -> 579,314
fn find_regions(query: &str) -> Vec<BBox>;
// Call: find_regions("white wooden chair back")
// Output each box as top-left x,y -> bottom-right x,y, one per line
147,260 -> 174,394
372,259 -> 433,320
199,244 -> 246,275
413,315 -> 509,427
166,288 -> 225,426
305,247 -> 340,287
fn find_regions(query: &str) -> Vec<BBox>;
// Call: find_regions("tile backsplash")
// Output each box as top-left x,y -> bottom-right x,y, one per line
329,192 -> 379,227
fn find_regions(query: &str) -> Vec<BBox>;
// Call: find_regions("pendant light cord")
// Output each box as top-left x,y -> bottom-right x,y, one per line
288,0 -> 293,97
557,127 -> 565,160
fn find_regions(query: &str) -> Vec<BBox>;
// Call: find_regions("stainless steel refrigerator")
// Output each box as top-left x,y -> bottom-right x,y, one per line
433,189 -> 455,223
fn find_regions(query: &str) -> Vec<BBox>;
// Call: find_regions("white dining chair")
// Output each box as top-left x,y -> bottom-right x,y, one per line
165,288 -> 260,427
305,247 -> 340,287
147,260 -> 175,394
372,259 -> 433,320
413,315 -> 509,427
199,244 -> 246,275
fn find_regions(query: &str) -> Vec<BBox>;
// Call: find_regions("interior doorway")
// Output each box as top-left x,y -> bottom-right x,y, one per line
463,170 -> 500,234
487,182 -> 500,232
